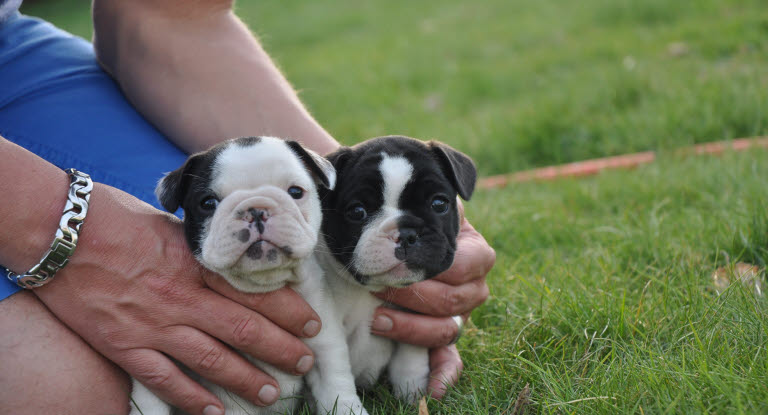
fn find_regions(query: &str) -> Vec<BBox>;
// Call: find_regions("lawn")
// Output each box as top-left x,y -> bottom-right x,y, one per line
19,1 -> 768,414
21,0 -> 768,175
459,150 -> 768,414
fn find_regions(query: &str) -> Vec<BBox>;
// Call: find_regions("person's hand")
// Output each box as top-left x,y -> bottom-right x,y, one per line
33,184 -> 321,415
371,202 -> 495,398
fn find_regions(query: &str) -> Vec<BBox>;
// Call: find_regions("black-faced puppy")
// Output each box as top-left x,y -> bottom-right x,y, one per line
317,135 -> 476,402
130,137 -> 366,415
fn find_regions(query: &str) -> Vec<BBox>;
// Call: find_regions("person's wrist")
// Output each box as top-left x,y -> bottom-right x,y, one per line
0,170 -> 69,274
6,169 -> 93,288
32,183 -> 182,295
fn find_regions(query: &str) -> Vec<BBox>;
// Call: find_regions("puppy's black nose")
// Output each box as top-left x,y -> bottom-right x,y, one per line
398,228 -> 419,249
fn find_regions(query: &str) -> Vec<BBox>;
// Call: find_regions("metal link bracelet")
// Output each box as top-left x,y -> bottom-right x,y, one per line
6,169 -> 93,289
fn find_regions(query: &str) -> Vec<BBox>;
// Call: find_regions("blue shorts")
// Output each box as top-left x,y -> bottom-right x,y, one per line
0,12 -> 189,300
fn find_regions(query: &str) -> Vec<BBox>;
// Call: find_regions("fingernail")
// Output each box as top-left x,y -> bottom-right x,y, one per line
259,384 -> 280,404
372,314 -> 393,332
303,319 -> 321,337
296,354 -> 314,373
203,405 -> 224,415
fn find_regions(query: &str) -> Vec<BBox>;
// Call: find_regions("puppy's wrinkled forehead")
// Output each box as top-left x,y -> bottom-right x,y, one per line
212,137 -> 313,196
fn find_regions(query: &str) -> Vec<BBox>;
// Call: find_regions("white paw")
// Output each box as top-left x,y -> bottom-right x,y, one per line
316,398 -> 368,415
337,398 -> 369,415
391,371 -> 429,404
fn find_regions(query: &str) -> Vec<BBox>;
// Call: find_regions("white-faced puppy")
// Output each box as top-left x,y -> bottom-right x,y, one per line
130,137 -> 367,415
317,135 -> 477,402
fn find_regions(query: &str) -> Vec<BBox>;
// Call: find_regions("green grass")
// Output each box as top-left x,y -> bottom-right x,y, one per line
20,1 -> 768,414
458,149 -> 768,414
21,0 -> 768,175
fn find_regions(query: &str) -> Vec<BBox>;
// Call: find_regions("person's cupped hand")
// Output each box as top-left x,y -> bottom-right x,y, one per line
33,184 -> 321,415
371,201 -> 495,399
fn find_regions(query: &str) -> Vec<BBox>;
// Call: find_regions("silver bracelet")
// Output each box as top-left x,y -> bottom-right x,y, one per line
6,169 -> 93,289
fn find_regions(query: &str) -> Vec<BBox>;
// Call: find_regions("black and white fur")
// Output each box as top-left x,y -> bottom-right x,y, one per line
318,136 -> 476,402
131,136 -> 367,415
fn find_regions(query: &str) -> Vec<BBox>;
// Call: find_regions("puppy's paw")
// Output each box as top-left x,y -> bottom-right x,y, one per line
392,377 -> 428,404
336,398 -> 369,415
390,367 -> 429,404
388,344 -> 430,404
313,392 -> 368,415
316,398 -> 368,415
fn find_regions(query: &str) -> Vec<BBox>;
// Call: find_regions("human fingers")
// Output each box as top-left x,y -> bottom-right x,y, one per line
188,290 -> 315,375
120,348 -> 225,415
373,216 -> 493,316
375,277 -> 488,317
370,308 -> 465,348
433,218 -> 495,286
427,345 -> 463,400
203,272 -> 322,338
159,326 -> 281,406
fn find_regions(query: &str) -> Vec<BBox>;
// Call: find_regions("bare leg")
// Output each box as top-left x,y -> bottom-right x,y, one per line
0,291 -> 131,415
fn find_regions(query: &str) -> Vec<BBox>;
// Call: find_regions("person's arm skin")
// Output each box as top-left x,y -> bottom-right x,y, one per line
0,138 -> 323,414
91,0 -> 494,399
92,0 -> 338,155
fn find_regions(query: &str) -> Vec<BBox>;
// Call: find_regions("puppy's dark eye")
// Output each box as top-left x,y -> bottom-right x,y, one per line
287,186 -> 304,199
200,196 -> 219,211
430,196 -> 450,214
345,203 -> 367,221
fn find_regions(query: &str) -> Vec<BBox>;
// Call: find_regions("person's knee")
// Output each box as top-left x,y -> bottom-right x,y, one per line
0,291 -> 131,415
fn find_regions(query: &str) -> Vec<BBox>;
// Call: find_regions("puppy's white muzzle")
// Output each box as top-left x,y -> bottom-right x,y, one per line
199,187 -> 317,282
352,210 -> 425,287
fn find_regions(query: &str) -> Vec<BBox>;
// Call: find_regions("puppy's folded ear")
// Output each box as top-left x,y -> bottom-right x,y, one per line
285,140 -> 337,190
320,146 -> 353,202
429,141 -> 477,201
155,153 -> 203,212
325,146 -> 353,173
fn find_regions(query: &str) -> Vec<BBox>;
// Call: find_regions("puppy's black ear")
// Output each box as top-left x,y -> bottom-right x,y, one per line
325,146 -> 353,174
285,140 -> 337,190
429,141 -> 477,200
155,154 -> 203,212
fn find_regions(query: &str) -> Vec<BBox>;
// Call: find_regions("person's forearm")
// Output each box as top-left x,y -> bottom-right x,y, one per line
0,138 -> 70,273
92,0 -> 339,155
0,138 -> 320,413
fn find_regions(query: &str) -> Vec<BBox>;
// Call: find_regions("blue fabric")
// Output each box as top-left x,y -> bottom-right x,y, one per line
0,12 -> 189,299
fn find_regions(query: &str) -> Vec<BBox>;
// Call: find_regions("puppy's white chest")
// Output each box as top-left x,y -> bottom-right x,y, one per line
342,290 -> 382,335
324,270 -> 394,386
